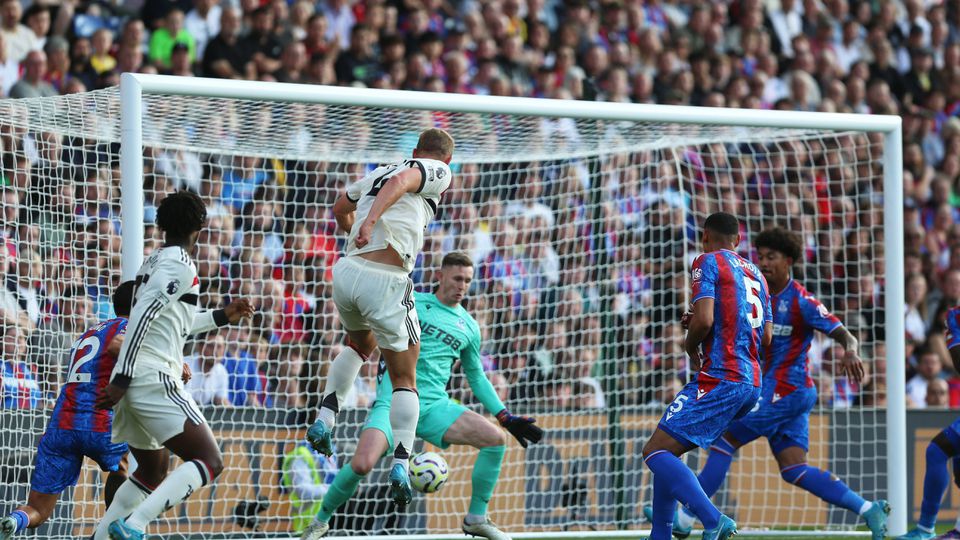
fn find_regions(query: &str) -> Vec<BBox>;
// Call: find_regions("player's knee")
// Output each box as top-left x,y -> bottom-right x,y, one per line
491,428 -> 507,447
350,456 -> 375,476
779,463 -> 809,485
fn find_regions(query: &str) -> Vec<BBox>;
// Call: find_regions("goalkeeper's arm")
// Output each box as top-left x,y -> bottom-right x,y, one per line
461,331 -> 543,447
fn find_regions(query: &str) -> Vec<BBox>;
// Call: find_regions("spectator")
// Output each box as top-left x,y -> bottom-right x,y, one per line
905,273 -> 928,343
0,0 -> 37,63
0,246 -> 28,330
1,323 -> 41,409
185,0 -> 221,59
9,50 -> 57,99
908,349 -> 946,408
202,7 -> 255,80
927,378 -> 950,408
0,32 -> 17,96
149,9 -> 196,68
334,23 -> 377,85
185,332 -> 231,407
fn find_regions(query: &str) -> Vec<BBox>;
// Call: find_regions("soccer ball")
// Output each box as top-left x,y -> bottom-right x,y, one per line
408,451 -> 449,493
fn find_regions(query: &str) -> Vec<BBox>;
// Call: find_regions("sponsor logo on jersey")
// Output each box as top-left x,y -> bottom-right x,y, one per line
772,392 -> 782,403
696,387 -> 706,400
692,268 -> 703,282
436,167 -> 446,180
817,303 -> 830,318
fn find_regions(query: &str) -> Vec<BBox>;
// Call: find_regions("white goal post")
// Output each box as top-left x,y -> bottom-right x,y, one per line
115,73 -> 906,538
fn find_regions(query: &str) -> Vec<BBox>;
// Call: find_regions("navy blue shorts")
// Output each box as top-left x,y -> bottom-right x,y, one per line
658,376 -> 761,450
727,385 -> 818,454
30,428 -> 128,494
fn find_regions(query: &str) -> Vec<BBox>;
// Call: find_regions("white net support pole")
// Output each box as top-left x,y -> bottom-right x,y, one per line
882,121 -> 906,538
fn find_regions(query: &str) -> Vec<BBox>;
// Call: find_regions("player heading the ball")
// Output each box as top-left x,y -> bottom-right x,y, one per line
306,128 -> 455,507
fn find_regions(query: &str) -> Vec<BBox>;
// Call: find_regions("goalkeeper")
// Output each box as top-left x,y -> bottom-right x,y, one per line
301,252 -> 543,540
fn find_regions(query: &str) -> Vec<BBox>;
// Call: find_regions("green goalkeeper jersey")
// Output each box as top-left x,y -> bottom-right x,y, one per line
374,291 -> 505,415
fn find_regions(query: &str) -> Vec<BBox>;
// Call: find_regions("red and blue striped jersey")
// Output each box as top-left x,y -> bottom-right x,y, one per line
946,306 -> 960,350
690,249 -> 771,387
49,318 -> 127,432
764,280 -> 842,395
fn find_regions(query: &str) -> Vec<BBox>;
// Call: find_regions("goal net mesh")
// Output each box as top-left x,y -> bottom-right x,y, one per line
0,88 -> 886,537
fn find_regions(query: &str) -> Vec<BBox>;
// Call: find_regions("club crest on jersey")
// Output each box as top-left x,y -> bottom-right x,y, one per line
779,301 -> 789,313
457,318 -> 466,330
166,280 -> 180,295
692,268 -> 703,282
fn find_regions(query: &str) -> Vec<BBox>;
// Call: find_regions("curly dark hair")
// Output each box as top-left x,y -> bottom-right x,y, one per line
156,190 -> 207,240
755,227 -> 803,262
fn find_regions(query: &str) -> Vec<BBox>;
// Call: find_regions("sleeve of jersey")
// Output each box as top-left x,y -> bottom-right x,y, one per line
690,254 -> 718,303
191,309 -> 229,334
111,261 -> 186,387
799,295 -> 842,334
461,320 -> 505,415
345,175 -> 370,203
414,159 -> 453,198
946,308 -> 960,350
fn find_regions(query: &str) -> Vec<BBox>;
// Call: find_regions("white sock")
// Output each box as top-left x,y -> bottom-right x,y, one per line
94,478 -> 152,540
125,461 -> 210,531
319,347 -> 365,427
677,504 -> 696,530
389,388 -> 419,470
858,501 -> 872,516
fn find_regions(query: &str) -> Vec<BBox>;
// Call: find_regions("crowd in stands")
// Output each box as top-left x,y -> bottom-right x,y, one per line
0,0 -> 954,413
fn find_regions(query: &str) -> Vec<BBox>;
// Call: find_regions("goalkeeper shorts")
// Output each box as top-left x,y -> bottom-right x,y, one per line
362,397 -> 468,452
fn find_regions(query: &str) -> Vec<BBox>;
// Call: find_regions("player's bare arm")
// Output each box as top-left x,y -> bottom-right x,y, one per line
685,297 -> 714,372
829,326 -> 863,382
355,168 -> 423,248
332,194 -> 357,233
762,320 -> 773,348
106,335 -> 125,357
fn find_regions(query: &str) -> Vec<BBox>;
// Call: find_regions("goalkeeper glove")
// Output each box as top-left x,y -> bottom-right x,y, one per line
496,409 -> 543,448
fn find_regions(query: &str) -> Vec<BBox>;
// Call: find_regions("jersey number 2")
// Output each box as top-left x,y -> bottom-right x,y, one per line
66,335 -> 101,384
744,277 -> 764,329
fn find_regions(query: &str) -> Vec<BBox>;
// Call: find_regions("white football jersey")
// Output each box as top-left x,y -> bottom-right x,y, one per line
112,246 -> 221,383
345,158 -> 452,272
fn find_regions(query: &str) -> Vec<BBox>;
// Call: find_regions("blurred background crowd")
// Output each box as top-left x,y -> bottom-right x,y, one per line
0,0 -> 952,415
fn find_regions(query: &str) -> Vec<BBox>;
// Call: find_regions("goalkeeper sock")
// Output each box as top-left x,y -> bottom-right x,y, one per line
469,445 -> 505,516
781,464 -> 867,515
918,442 -> 951,531
645,450 -> 721,531
389,387 -> 419,470
125,460 -> 212,531
698,438 -> 736,497
94,476 -> 154,540
319,346 -> 365,427
316,463 -> 365,524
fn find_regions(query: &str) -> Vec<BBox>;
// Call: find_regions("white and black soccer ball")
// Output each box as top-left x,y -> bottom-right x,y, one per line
408,451 -> 449,494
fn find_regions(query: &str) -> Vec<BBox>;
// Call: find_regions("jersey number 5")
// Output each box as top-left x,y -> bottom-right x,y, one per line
744,277 -> 764,329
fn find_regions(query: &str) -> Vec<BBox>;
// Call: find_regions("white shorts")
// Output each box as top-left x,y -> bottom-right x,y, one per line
112,371 -> 206,450
332,256 -> 420,352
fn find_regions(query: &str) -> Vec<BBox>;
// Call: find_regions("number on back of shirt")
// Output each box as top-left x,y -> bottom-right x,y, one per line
744,276 -> 763,329
66,335 -> 101,384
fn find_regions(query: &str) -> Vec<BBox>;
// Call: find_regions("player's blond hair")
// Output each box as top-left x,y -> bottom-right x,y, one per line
416,128 -> 455,161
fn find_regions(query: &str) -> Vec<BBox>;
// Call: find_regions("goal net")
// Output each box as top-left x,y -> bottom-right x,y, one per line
0,79 -> 901,538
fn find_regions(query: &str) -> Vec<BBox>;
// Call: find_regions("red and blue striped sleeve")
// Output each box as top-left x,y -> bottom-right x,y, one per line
691,254 -> 719,304
798,294 -> 842,335
946,307 -> 960,350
